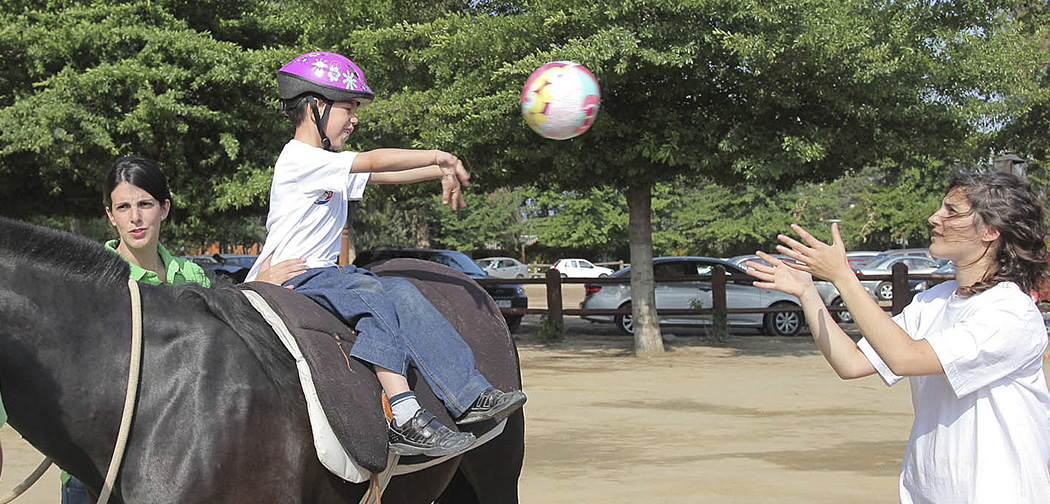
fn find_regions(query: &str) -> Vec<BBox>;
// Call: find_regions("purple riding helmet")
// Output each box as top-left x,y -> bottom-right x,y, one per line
277,51 -> 375,150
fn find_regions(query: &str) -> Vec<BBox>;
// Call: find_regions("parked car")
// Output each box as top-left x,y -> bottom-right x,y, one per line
855,255 -> 942,300
550,258 -> 614,278
475,257 -> 529,279
185,253 -> 258,283
920,262 -> 956,291
846,251 -> 882,268
354,247 -> 527,332
866,247 -> 937,264
580,256 -> 804,336
728,254 -> 867,323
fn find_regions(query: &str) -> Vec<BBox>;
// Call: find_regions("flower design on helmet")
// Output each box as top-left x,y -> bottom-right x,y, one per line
343,70 -> 361,91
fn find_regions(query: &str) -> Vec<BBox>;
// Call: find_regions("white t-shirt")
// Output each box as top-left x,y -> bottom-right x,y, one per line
246,140 -> 370,281
858,280 -> 1050,504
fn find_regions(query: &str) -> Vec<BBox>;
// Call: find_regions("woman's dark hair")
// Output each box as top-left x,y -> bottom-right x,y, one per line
102,156 -> 172,209
950,170 -> 1048,296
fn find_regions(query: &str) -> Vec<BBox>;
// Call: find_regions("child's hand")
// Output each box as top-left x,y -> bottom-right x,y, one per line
435,151 -> 470,210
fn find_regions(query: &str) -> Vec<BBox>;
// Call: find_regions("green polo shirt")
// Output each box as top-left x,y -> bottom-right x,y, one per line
104,240 -> 211,288
58,241 -> 211,484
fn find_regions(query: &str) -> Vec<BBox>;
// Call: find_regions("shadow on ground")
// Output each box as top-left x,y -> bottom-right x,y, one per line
511,314 -> 859,359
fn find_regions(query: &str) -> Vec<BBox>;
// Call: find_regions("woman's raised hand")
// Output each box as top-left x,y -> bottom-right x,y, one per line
775,222 -> 852,285
746,251 -> 815,299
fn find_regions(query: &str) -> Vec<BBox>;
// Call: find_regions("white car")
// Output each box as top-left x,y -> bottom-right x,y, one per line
551,258 -> 615,278
475,257 -> 529,279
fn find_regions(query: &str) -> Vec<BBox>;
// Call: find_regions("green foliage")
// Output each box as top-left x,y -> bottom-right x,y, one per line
0,0 -> 293,228
1,0 -> 1045,257
522,186 -> 627,256
350,0 -> 1046,193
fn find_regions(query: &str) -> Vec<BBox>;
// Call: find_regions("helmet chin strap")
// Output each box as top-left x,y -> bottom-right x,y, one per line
308,97 -> 334,151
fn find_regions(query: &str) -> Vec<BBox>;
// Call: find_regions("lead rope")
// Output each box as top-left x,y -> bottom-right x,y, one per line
95,277 -> 144,504
0,458 -> 53,504
0,278 -> 143,504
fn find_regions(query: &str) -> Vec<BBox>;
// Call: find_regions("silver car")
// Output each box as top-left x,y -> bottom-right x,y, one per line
728,254 -> 860,323
475,257 -> 529,279
580,256 -> 804,336
855,255 -> 942,300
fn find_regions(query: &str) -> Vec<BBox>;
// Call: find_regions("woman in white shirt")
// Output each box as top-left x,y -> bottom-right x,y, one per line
747,170 -> 1050,503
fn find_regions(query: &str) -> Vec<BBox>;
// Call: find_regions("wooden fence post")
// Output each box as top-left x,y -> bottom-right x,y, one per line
712,265 -> 728,332
891,262 -> 909,315
545,269 -> 563,327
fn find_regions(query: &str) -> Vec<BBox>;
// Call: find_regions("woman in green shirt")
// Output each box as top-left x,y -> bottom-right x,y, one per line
62,156 -> 305,503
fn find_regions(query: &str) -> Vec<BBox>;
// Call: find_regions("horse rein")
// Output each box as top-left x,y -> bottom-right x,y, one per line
0,278 -> 143,504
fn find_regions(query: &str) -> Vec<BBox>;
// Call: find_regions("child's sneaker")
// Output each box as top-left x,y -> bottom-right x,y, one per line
388,409 -> 476,457
455,388 -> 527,425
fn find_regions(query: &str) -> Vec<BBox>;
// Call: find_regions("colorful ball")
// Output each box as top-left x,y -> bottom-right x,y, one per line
520,61 -> 601,140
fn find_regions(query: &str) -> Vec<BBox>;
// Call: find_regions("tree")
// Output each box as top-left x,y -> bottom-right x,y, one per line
0,0 -> 303,245
345,0 -> 1047,356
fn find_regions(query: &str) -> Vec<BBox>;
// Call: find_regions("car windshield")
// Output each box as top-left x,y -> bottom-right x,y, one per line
223,256 -> 256,268
475,259 -> 494,268
423,251 -> 487,275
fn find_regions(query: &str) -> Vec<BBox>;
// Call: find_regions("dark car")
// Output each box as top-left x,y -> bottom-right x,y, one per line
353,247 -> 527,332
185,253 -> 258,283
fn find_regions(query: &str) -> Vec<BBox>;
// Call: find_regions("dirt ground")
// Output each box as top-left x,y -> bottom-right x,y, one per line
0,284 -> 1022,502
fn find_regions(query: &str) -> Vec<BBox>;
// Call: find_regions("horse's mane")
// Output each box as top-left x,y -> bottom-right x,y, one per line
0,217 -> 128,285
174,283 -> 303,413
0,218 -> 301,413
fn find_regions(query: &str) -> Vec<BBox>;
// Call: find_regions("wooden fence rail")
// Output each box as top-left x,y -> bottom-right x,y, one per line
478,262 -> 956,328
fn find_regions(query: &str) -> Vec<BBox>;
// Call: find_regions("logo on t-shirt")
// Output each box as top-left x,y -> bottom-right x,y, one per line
314,190 -> 334,205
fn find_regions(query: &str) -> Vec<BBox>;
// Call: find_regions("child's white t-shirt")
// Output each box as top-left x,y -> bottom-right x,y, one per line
858,280 -> 1050,504
246,140 -> 370,281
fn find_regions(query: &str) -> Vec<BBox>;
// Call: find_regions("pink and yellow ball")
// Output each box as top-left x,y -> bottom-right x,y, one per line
520,61 -> 601,140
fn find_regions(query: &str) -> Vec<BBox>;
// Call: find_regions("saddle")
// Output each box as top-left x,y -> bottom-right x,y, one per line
238,258 -> 521,483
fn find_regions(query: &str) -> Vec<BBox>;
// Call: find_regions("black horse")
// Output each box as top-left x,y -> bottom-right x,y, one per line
0,217 -> 524,503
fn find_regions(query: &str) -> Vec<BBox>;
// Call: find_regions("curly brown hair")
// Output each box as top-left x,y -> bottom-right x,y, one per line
949,170 -> 1048,296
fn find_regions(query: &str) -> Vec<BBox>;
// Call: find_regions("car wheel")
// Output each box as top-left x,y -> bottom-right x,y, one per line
876,281 -> 894,300
599,273 -> 609,278
831,297 -> 853,324
504,315 -> 522,333
515,274 -> 524,279
614,303 -> 633,335
764,302 -> 802,336
560,273 -> 567,279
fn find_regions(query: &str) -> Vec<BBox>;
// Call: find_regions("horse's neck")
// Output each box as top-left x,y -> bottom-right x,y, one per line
0,268 -> 136,465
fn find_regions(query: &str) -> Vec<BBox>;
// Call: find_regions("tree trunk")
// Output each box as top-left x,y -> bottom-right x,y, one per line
627,181 -> 664,358
416,207 -> 431,248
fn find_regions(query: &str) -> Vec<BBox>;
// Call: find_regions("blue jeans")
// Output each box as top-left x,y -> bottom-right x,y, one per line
62,476 -> 89,504
287,266 -> 491,417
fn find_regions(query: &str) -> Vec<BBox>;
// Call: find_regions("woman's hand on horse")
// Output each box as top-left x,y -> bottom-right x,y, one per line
254,254 -> 307,288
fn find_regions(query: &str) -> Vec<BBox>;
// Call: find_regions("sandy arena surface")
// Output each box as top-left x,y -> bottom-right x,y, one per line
0,284 -> 1035,503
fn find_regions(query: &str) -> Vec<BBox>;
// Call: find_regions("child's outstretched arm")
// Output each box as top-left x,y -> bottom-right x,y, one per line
353,149 -> 470,209
774,223 -> 943,376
